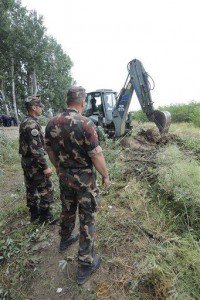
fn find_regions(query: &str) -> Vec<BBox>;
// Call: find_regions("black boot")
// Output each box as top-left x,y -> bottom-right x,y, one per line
77,255 -> 101,285
59,232 -> 79,252
29,206 -> 39,222
39,208 -> 57,225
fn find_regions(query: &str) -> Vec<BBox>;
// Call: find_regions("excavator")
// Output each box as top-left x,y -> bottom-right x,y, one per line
84,59 -> 171,137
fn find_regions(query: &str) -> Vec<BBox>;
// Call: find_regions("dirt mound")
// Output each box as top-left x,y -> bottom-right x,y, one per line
139,128 -> 178,145
120,129 -> 178,151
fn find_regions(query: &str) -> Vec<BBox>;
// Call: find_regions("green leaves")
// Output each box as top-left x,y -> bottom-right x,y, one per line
0,0 -> 73,115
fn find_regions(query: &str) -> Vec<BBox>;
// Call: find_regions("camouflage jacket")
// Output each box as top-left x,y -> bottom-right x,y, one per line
45,108 -> 102,170
45,108 -> 102,190
19,115 -> 48,171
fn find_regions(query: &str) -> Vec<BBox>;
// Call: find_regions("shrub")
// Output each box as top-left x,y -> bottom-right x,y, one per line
132,110 -> 148,122
159,101 -> 200,124
132,101 -> 200,126
189,106 -> 200,127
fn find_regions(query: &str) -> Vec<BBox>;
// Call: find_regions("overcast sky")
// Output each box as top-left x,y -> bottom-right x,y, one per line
21,0 -> 200,109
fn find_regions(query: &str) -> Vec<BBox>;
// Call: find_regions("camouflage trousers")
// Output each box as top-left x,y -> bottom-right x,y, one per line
59,167 -> 99,266
21,158 -> 54,209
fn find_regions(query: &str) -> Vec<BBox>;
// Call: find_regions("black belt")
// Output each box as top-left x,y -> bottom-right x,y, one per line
60,165 -> 93,169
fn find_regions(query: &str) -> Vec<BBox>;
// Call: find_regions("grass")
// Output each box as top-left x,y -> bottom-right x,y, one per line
0,132 -> 20,182
0,125 -> 200,299
154,145 -> 200,236
169,123 -> 200,153
96,137 -> 200,299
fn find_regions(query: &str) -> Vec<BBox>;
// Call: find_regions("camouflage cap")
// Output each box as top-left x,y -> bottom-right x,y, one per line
25,96 -> 44,108
67,86 -> 86,102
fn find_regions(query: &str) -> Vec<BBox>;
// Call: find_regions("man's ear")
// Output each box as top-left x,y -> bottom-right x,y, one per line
81,99 -> 85,108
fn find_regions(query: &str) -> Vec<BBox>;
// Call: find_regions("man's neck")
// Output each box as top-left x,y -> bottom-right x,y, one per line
67,106 -> 82,114
28,111 -> 38,118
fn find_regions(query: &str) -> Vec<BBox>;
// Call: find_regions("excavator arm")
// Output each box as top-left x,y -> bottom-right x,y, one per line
112,59 -> 171,137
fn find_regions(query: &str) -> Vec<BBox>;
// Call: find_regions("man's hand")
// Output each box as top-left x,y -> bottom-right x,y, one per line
44,167 -> 52,177
102,175 -> 111,190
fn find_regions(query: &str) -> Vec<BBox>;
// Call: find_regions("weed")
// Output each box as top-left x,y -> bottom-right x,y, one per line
154,145 -> 200,235
0,133 -> 19,168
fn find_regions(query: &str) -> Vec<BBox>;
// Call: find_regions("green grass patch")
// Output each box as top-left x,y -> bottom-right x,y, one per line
154,145 -> 200,236
0,133 -> 19,167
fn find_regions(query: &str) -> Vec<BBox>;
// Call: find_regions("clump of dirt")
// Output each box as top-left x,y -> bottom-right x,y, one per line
120,135 -> 155,151
137,128 -> 178,145
139,128 -> 161,143
120,129 -> 178,151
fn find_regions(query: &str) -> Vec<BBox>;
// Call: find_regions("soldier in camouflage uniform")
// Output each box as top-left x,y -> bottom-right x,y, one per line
45,86 -> 110,285
19,96 -> 55,224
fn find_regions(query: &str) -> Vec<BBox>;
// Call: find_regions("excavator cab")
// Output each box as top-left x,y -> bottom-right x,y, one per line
84,89 -> 117,131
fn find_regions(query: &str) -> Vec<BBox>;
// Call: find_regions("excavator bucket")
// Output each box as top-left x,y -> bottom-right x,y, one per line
152,110 -> 171,134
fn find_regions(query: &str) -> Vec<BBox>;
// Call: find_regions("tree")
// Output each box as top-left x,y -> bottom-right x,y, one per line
0,0 -> 74,120
38,37 -> 73,113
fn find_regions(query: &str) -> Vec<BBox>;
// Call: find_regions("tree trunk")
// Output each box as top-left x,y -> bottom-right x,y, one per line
27,71 -> 32,95
31,68 -> 38,96
11,57 -> 19,125
0,79 -> 9,115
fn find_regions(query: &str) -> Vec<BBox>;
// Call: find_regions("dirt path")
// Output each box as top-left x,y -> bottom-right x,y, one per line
0,126 -> 46,139
0,126 -> 19,139
28,224 -> 104,300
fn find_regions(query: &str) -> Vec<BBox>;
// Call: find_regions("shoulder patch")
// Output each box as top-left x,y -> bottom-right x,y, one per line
31,129 -> 39,136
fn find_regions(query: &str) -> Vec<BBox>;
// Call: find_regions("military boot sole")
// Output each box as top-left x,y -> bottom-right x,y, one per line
77,255 -> 101,285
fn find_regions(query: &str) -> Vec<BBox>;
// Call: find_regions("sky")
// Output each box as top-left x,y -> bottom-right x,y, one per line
21,0 -> 200,109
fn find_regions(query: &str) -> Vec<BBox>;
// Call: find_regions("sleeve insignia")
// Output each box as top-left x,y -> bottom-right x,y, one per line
31,129 -> 39,136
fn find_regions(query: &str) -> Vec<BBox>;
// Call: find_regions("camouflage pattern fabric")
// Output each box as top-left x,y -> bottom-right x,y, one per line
19,115 -> 53,209
45,108 -> 102,265
25,96 -> 44,108
59,174 -> 99,265
96,125 -> 106,141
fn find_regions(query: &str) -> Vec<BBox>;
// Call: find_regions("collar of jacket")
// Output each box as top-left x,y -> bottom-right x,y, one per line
27,114 -> 38,120
66,108 -> 80,113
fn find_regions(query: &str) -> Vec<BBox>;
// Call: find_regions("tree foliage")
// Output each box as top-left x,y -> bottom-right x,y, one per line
0,0 -> 73,118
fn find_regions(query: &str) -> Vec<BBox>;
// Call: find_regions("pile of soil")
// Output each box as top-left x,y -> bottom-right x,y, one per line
120,128 -> 178,151
120,129 -> 179,182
